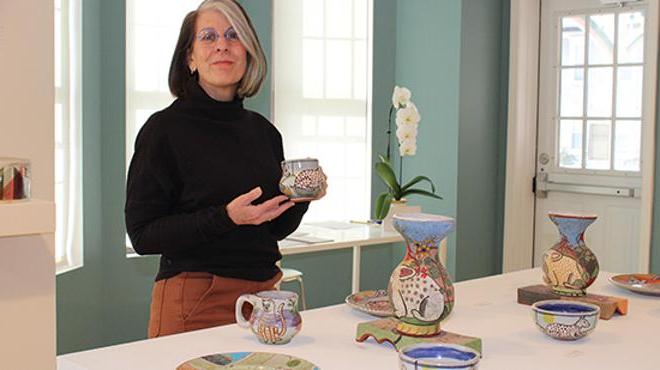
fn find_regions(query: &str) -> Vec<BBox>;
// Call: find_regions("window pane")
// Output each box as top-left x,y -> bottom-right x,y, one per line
559,120 -> 583,168
134,25 -> 161,91
273,0 -> 371,222
618,11 -> 645,64
616,66 -> 643,118
55,147 -> 66,184
345,143 -> 366,178
586,120 -> 611,170
318,142 -> 346,178
346,116 -> 366,137
55,103 -> 64,145
354,0 -> 368,39
561,68 -> 584,117
561,16 -> 585,66
326,40 -> 352,98
302,116 -> 317,136
135,109 -> 155,139
353,40 -> 367,100
303,0 -> 324,37
318,116 -> 345,136
303,39 -> 324,98
326,0 -> 352,38
588,14 -> 614,65
614,120 -> 641,171
587,67 -> 612,117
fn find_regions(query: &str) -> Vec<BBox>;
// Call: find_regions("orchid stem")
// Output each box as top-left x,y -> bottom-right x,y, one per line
399,156 -> 403,191
386,105 -> 394,161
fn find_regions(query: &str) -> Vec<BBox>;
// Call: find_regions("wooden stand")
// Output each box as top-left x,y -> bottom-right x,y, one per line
517,284 -> 628,320
355,318 -> 482,354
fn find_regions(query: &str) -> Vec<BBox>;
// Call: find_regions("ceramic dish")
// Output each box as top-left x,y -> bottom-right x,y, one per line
177,352 -> 319,370
531,300 -> 599,340
345,289 -> 394,317
398,343 -> 480,370
609,274 -> 660,296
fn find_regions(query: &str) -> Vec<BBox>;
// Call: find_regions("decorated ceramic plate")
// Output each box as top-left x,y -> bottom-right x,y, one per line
345,289 -> 394,317
609,274 -> 660,296
177,352 -> 319,370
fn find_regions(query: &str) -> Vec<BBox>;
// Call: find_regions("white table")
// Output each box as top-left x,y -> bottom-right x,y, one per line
57,268 -> 660,369
278,223 -> 403,293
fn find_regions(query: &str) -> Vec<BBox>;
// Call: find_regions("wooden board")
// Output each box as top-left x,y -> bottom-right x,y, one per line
517,284 -> 628,320
355,318 -> 482,354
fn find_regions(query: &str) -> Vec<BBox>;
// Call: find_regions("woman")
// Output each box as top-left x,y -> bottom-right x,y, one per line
125,0 -> 325,338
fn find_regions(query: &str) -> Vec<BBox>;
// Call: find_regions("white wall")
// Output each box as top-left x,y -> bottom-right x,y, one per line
0,0 -> 56,368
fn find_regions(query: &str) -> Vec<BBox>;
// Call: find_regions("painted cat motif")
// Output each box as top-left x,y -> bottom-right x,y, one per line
545,316 -> 590,339
390,256 -> 444,322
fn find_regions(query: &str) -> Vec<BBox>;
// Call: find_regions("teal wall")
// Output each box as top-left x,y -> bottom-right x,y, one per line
389,0 -> 509,281
496,0 -> 510,276
456,0 -> 506,280
369,0 -> 400,274
392,0 -> 462,275
57,0 -> 512,354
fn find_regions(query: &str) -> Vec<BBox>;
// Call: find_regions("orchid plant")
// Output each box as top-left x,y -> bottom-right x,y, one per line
374,86 -> 442,220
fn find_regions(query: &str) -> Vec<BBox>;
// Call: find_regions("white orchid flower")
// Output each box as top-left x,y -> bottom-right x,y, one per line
396,123 -> 418,143
396,103 -> 421,126
392,86 -> 412,108
399,138 -> 417,156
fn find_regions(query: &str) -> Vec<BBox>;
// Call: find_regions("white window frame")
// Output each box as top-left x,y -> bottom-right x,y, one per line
55,0 -> 83,274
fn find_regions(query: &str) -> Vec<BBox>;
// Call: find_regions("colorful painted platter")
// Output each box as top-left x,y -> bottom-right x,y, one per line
345,289 -> 394,317
609,274 -> 660,296
177,352 -> 319,370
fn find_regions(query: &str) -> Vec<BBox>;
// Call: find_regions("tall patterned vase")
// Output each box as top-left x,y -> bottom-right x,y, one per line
388,213 -> 456,337
542,212 -> 599,297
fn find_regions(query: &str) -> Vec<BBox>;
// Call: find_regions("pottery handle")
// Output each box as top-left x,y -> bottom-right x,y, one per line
235,294 -> 258,329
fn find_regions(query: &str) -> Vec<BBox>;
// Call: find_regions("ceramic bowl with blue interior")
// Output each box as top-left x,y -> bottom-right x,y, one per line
531,299 -> 600,340
398,343 -> 480,370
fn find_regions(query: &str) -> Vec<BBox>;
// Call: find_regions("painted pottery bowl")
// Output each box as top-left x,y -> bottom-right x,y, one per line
531,300 -> 599,340
398,343 -> 480,370
279,158 -> 324,200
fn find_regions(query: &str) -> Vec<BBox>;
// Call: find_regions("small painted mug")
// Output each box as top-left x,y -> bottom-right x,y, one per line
279,158 -> 324,200
235,290 -> 302,345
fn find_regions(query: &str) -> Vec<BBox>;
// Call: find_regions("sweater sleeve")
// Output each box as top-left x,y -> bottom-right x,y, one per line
124,116 -> 236,255
267,124 -> 309,241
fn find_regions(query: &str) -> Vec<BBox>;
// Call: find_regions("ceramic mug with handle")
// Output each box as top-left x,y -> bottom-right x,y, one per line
279,158 -> 325,201
235,290 -> 302,345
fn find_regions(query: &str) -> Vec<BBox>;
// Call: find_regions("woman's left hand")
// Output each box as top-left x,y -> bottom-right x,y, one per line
291,167 -> 327,203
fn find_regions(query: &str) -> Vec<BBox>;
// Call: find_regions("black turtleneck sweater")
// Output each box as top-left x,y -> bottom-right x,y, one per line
125,79 -> 309,281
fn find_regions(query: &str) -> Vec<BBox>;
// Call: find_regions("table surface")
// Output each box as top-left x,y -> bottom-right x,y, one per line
278,223 -> 403,255
57,268 -> 660,370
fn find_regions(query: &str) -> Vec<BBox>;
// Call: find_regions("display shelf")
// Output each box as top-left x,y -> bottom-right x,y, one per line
0,199 -> 55,237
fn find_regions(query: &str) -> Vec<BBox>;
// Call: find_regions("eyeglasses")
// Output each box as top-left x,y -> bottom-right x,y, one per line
196,26 -> 240,46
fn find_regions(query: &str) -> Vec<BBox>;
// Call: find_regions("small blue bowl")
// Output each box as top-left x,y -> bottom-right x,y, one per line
398,343 -> 480,369
532,300 -> 600,340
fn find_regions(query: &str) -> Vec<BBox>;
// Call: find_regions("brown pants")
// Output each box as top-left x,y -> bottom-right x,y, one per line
147,271 -> 282,338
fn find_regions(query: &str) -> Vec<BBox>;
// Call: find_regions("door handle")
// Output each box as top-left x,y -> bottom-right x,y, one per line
535,173 -> 639,198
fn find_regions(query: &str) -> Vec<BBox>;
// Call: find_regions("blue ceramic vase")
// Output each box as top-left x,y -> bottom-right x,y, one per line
542,212 -> 599,296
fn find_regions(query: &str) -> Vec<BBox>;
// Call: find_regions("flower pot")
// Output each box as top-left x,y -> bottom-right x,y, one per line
382,199 -> 421,231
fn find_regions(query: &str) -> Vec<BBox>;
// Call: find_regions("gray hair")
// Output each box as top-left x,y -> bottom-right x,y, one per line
198,0 -> 267,98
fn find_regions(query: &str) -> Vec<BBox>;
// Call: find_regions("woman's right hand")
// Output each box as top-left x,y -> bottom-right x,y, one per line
226,187 -> 294,225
